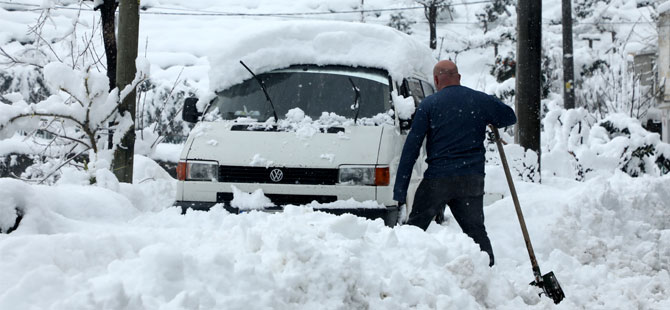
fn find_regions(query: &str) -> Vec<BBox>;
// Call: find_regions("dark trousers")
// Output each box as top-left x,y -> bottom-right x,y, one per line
407,175 -> 495,266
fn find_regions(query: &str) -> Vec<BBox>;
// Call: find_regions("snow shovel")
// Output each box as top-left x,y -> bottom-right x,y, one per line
490,126 -> 565,305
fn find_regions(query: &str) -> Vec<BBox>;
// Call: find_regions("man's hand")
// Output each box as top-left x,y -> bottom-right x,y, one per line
396,201 -> 408,225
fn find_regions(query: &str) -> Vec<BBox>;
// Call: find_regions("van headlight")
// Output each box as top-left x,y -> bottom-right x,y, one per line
177,160 -> 218,181
338,165 -> 390,186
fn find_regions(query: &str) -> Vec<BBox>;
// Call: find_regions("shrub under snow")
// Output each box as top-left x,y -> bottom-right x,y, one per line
543,108 -> 670,179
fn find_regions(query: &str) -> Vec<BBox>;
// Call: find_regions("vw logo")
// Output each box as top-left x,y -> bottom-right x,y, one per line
269,169 -> 284,182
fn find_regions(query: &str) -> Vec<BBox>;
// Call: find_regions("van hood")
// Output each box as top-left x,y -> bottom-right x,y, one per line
183,122 -> 389,168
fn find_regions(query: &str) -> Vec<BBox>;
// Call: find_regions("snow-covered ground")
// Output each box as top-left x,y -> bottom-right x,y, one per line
1,156 -> 669,309
1,0 -> 670,309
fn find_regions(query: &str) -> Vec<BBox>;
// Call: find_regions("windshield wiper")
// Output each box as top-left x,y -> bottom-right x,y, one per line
348,77 -> 361,124
240,60 -> 279,122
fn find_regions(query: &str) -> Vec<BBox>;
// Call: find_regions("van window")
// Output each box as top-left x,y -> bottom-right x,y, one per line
407,79 -> 424,106
207,66 -> 391,122
421,80 -> 435,96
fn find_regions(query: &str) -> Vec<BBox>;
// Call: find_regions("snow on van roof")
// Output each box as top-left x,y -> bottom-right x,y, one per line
208,20 -> 436,92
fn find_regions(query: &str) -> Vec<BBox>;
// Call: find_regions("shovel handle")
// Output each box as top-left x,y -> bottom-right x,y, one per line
489,126 -> 542,283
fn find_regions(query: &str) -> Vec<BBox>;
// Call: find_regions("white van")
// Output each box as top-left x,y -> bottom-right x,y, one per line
174,21 -> 436,225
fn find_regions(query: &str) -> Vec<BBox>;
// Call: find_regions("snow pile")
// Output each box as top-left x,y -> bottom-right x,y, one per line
231,186 -> 274,210
224,107 -> 395,141
0,191 -> 517,309
274,108 -> 394,138
0,155 -> 175,233
0,177 -> 138,234
304,198 -> 387,210
2,164 -> 670,308
540,174 -> 670,308
207,20 -> 435,94
392,90 -> 416,120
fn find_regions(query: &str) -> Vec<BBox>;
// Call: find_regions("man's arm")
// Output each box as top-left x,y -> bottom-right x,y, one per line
393,102 -> 430,204
486,95 -> 516,128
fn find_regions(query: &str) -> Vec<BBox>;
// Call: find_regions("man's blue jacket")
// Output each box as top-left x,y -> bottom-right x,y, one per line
393,85 -> 517,203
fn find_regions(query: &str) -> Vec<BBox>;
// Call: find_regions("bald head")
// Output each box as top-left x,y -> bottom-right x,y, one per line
433,60 -> 461,91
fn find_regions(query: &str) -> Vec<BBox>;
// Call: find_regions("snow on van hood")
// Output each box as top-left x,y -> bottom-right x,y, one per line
207,20 -> 435,94
184,119 -> 394,168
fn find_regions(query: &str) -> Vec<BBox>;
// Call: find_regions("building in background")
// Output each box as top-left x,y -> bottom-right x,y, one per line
658,7 -> 670,143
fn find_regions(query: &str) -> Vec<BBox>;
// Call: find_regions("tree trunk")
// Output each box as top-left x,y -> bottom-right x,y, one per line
426,5 -> 438,49
98,0 -> 118,91
112,0 -> 139,183
562,0 -> 575,109
515,0 -> 542,178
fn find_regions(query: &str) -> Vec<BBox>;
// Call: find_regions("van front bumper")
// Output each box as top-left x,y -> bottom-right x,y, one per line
174,200 -> 400,227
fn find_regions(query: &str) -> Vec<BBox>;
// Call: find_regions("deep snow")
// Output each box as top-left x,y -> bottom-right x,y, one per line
1,0 -> 670,309
1,158 -> 669,309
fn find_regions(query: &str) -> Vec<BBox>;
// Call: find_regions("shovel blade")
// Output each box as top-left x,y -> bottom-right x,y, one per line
531,271 -> 565,304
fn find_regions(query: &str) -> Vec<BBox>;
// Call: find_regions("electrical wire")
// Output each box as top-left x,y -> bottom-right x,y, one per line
0,0 -> 659,25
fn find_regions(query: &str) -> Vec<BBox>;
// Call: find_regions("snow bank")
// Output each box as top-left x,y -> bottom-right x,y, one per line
0,155 -> 175,233
0,177 -> 138,234
2,118 -> 670,309
484,172 -> 670,309
207,20 -> 435,94
0,199 -> 517,309
3,169 -> 670,308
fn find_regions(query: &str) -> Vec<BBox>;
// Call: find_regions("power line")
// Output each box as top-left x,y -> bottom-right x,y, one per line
0,0 -> 496,16
0,0 -> 659,25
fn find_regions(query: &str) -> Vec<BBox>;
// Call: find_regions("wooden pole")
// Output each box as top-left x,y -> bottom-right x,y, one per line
562,0 -> 575,109
515,0 -> 542,178
112,0 -> 139,183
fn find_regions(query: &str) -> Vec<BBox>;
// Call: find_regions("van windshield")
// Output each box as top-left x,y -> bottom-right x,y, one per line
207,66 -> 391,122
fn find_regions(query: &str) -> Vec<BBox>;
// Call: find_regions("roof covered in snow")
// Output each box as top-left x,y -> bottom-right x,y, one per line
208,20 -> 436,92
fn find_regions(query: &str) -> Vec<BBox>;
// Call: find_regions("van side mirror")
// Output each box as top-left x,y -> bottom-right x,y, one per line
182,97 -> 201,123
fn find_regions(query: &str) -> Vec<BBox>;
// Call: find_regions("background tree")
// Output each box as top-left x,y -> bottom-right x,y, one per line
416,0 -> 450,49
93,0 -> 119,91
476,0 -> 515,57
387,12 -> 416,35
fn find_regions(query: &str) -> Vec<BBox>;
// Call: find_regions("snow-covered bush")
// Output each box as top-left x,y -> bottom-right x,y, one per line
577,53 -> 658,120
0,67 -> 49,104
543,109 -> 670,179
485,129 -> 540,182
476,0 -> 515,37
136,78 -> 196,146
570,0 -> 660,121
0,60 -> 148,184
490,52 -> 516,83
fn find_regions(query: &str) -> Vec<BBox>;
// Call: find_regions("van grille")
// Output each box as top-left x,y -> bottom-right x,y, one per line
217,192 -> 337,206
219,166 -> 339,185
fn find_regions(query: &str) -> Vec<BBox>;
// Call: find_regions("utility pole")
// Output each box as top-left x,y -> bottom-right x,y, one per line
112,0 -> 140,183
360,0 -> 365,23
562,0 -> 575,109
515,0 -> 542,177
